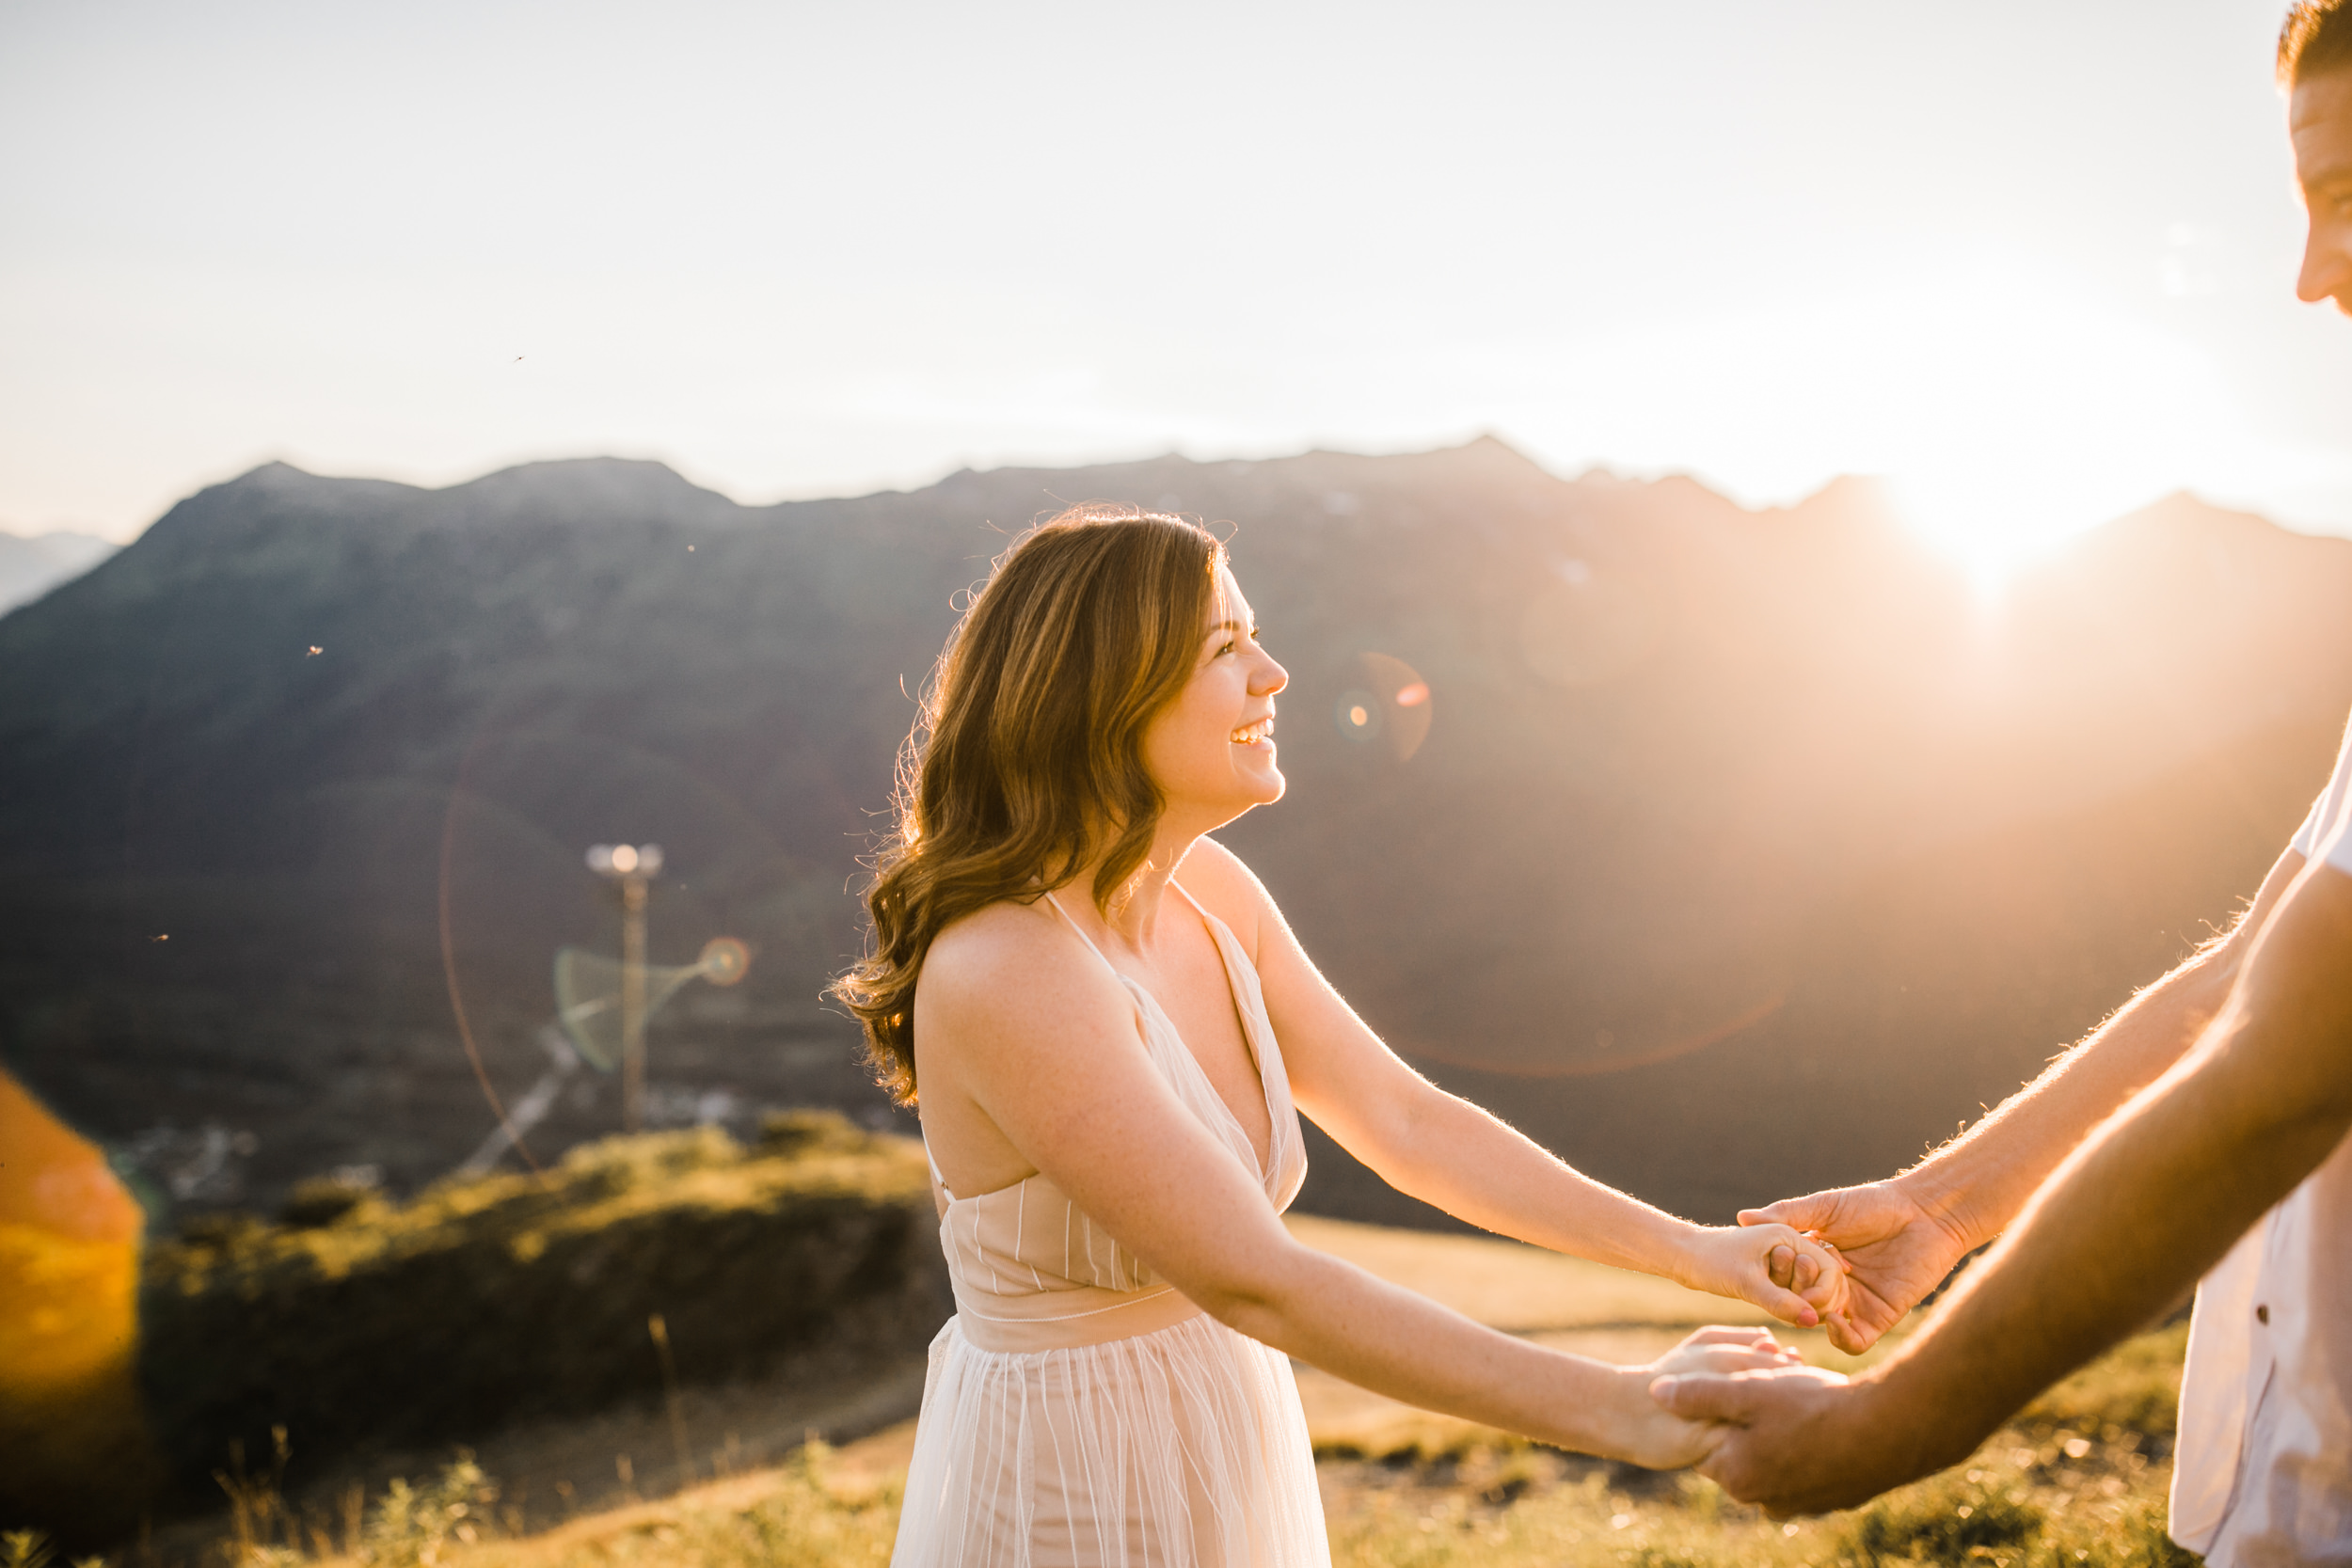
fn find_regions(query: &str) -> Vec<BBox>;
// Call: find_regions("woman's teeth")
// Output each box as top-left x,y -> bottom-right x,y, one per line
1231,718 -> 1274,745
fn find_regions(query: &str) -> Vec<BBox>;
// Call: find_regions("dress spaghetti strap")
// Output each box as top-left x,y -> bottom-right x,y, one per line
1166,879 -> 1213,922
1041,888 -> 1119,972
1044,882 -> 1216,964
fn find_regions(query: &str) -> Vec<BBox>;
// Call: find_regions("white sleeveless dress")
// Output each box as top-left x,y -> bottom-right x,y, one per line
890,885 -> 1329,1568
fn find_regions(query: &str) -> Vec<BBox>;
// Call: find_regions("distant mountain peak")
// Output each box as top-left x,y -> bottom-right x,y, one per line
177,454 -> 744,537
2104,489 -> 2272,535
1455,431 -> 1545,466
223,459 -> 327,491
1794,472 -> 1897,510
442,456 -> 743,528
458,454 -> 703,487
210,459 -> 419,507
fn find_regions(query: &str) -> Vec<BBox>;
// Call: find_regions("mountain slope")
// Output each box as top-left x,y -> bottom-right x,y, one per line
2,444 -> 2345,1221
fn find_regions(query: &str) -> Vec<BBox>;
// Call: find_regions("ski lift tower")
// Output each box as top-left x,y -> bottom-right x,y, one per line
586,842 -> 663,1132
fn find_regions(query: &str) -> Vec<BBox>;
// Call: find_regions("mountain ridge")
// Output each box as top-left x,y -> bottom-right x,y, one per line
3,442 -> 2344,1225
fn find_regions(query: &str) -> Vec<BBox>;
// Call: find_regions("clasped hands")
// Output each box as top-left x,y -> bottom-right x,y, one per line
1645,1176 -> 1979,1513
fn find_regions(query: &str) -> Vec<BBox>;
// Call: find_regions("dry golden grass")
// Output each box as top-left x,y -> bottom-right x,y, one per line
151,1381 -> 2188,1568
95,1213 -> 2191,1568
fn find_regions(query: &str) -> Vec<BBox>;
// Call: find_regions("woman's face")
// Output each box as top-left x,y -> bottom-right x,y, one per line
1140,562 -> 1289,825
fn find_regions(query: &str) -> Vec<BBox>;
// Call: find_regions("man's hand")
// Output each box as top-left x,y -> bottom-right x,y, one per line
1744,1180 -> 1974,1354
1650,1365 -> 1942,1516
1613,1325 -> 1808,1472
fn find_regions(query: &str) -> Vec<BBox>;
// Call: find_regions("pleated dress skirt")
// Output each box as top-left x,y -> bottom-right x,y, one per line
891,1285 -> 1327,1567
889,885 -> 1330,1567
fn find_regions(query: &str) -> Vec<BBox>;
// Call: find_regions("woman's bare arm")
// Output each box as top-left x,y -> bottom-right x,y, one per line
914,901 -> 1795,1469
1163,840 -> 1848,1331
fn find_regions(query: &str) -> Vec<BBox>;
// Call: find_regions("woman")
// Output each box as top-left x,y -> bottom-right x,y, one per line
833,506 -> 1849,1567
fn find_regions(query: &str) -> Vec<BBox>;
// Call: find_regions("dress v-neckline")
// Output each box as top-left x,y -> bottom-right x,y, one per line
1043,885 -> 1277,1183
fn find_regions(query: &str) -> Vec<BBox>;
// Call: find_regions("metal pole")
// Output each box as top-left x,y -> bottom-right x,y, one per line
620,874 -> 647,1133
648,1312 -> 693,1483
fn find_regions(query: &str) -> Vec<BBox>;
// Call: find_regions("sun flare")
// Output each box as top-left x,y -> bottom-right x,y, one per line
1856,275 -> 2202,585
1890,461 -> 2162,587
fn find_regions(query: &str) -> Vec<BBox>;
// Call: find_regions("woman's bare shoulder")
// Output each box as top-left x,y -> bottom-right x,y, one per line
916,897 -> 1145,1132
915,898 -> 1151,1195
918,897 -> 1121,1033
925,897 -> 1067,989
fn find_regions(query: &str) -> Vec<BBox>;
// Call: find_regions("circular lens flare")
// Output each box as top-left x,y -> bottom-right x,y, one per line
1351,654 -> 1434,762
699,936 -> 752,987
1335,689 -> 1383,742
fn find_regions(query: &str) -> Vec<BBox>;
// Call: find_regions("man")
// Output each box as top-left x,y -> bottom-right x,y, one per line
1651,7 -> 2352,1558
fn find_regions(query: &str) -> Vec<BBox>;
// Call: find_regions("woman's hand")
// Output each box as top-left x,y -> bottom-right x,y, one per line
1681,1223 -> 1854,1335
1613,1325 -> 1818,1471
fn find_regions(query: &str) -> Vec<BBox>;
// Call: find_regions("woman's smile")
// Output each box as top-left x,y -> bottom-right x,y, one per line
1140,562 -> 1290,821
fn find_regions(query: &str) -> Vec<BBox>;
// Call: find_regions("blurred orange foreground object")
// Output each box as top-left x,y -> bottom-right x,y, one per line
0,1067 -> 153,1543
0,1068 -> 142,1242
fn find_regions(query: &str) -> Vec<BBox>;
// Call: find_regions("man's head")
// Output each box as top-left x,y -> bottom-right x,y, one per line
2283,1 -> 2352,312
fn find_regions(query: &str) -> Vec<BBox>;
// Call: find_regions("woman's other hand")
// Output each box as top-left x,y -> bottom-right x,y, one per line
1614,1325 -> 1817,1470
1745,1180 -> 1973,1354
1683,1223 -> 1855,1335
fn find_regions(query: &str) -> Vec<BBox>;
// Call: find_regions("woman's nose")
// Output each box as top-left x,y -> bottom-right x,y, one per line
1252,652 -> 1289,696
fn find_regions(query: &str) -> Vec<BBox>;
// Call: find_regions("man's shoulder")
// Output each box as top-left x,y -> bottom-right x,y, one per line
2290,705 -> 2352,864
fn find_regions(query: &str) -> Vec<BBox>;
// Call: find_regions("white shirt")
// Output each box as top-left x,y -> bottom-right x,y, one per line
2170,710 -> 2352,1565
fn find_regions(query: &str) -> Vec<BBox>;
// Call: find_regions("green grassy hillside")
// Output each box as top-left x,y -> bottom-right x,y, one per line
135,1117 -> 946,1514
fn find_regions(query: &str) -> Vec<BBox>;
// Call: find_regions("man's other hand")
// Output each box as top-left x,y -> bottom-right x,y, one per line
1650,1364 -> 1931,1516
1744,1180 -> 1974,1354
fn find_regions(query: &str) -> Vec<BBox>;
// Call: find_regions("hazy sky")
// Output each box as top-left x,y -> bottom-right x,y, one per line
5,1 -> 2348,568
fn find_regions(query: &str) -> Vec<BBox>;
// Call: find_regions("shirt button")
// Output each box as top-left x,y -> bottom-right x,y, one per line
2256,1305 -> 2271,1325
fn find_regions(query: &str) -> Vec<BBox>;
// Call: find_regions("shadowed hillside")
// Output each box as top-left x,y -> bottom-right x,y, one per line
2,441 -> 2346,1223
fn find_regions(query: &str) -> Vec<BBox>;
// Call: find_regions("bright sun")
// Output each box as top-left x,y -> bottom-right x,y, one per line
1865,276 -> 2201,585
1576,261 -> 2218,587
1890,458 -> 2164,587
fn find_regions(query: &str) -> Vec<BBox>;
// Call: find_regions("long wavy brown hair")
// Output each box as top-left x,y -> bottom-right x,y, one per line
829,504 -> 1226,1104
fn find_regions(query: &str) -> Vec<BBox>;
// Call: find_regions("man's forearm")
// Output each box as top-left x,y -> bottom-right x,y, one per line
1899,848 -> 2305,1249
1858,862 -> 2352,1468
1900,964 -> 2229,1250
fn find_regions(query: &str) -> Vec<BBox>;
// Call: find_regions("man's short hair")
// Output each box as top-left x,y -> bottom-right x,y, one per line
2280,1 -> 2352,87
